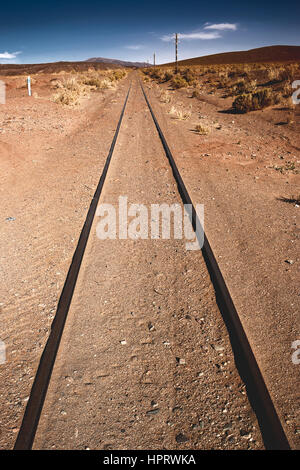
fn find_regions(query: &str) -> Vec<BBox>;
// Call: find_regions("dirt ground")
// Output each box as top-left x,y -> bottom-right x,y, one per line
0,71 -> 130,449
142,74 -> 300,448
33,77 -> 263,450
0,69 -> 299,449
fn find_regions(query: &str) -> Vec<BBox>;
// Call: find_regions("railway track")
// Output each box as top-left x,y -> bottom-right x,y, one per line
14,76 -> 290,450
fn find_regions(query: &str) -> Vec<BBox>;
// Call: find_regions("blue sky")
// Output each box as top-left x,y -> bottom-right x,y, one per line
0,0 -> 299,64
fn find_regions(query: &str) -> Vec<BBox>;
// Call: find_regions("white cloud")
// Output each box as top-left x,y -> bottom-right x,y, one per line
204,23 -> 237,31
161,32 -> 221,42
0,51 -> 22,59
125,45 -> 143,50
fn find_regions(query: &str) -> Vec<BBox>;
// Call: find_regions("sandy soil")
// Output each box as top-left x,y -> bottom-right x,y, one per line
0,69 -> 298,449
0,72 -> 129,449
143,76 -> 300,448
34,77 -> 263,450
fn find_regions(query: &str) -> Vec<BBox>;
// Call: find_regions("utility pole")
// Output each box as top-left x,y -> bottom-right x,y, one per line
153,52 -> 156,66
175,33 -> 178,74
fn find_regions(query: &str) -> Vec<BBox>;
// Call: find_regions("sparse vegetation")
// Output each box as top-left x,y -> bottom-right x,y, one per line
142,61 -> 299,112
232,88 -> 278,113
160,90 -> 171,103
168,106 -> 191,120
191,90 -> 201,99
194,123 -> 210,134
170,75 -> 188,89
52,68 -> 127,105
52,77 -> 89,105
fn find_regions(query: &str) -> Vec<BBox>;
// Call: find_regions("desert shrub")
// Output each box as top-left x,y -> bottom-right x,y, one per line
64,77 -> 81,92
266,67 -> 281,82
218,77 -> 230,89
191,90 -> 201,99
146,68 -> 174,83
52,77 -> 89,105
232,79 -> 257,95
277,80 -> 292,97
195,123 -> 209,135
180,68 -> 197,85
50,78 -> 63,89
160,90 -> 171,103
109,69 -> 127,81
163,70 -> 174,82
53,89 -> 81,105
233,88 -> 276,113
148,68 -> 165,81
99,78 -> 116,89
168,106 -> 191,120
81,76 -> 102,88
170,75 -> 188,89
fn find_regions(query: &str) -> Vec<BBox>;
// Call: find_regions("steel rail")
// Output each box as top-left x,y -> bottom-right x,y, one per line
140,79 -> 290,450
14,84 -> 132,450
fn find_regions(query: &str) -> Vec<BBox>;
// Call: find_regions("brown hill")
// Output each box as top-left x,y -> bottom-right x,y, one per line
163,45 -> 300,66
86,57 -> 150,68
0,61 -> 120,77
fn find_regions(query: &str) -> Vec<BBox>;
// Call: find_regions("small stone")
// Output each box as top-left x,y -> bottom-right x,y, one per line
141,337 -> 152,344
213,344 -> 224,352
146,408 -> 160,415
175,433 -> 189,443
285,259 -> 294,265
176,357 -> 185,365
5,217 -> 15,221
120,340 -> 127,345
224,422 -> 232,431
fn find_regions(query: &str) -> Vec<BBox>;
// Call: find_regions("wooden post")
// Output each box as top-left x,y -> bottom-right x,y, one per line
27,76 -> 31,96
175,33 -> 178,74
0,80 -> 5,104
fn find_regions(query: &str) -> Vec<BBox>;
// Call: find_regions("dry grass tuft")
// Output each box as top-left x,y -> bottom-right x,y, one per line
232,88 -> 279,113
170,75 -> 188,89
52,77 -> 89,105
191,90 -> 201,99
194,123 -> 210,135
52,68 -> 126,105
160,90 -> 172,103
168,106 -> 191,120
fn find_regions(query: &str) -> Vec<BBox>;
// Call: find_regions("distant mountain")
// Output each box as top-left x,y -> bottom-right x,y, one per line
0,61 -> 119,76
163,45 -> 300,67
86,57 -> 151,68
